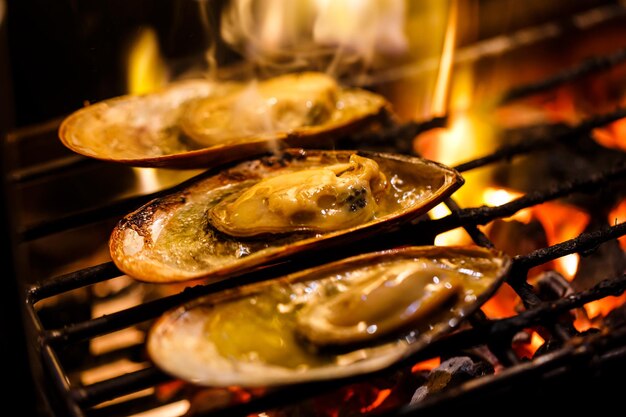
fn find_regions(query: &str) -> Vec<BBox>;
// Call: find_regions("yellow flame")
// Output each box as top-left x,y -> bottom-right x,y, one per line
126,26 -> 169,191
609,198 -> 626,250
482,187 -> 532,223
556,254 -> 580,280
431,0 -> 458,117
127,27 -> 168,95
429,203 -> 472,246
529,331 -> 545,353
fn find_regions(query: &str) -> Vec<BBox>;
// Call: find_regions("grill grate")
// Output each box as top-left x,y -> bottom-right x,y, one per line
25,223 -> 626,417
7,9 -> 626,416
20,118 -> 626,416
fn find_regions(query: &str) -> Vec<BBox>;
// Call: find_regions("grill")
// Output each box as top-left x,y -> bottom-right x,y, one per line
3,1 -> 626,416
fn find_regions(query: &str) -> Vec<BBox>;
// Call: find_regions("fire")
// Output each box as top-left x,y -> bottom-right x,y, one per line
531,199 -> 589,280
126,26 -> 170,192
429,203 -> 472,246
592,117 -> 626,152
512,330 -> 545,359
221,0 -> 409,75
584,294 -> 626,319
411,357 -> 441,373
480,186 -> 589,280
127,27 -> 168,95
609,198 -> 626,251
360,389 -> 392,414
481,284 -> 520,319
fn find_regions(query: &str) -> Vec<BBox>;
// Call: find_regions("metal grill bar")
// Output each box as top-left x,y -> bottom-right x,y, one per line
425,163 -> 626,234
31,222 -> 626,414
500,47 -> 626,104
453,107 -> 626,173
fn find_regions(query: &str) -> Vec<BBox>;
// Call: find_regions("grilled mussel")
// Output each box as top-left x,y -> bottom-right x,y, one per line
147,246 -> 510,387
109,149 -> 463,283
58,72 -> 389,168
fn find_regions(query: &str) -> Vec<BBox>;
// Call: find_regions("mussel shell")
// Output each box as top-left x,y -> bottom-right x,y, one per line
58,77 -> 389,169
147,246 -> 510,387
109,149 -> 464,283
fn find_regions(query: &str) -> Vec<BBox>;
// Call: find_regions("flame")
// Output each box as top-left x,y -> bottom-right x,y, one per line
511,330 -> 545,359
480,186 -> 589,280
532,200 -> 589,280
221,0 -> 408,75
411,357 -> 441,373
592,117 -> 626,152
583,294 -> 626,320
360,389 -> 392,414
481,284 -> 520,319
482,188 -> 532,223
609,198 -> 626,251
523,331 -> 545,358
126,26 -> 169,192
431,0 -> 458,117
429,203 -> 472,246
127,27 -> 168,95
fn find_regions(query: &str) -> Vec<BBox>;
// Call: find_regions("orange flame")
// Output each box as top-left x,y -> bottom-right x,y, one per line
592,117 -> 626,152
584,294 -> 626,319
360,389 -> 393,414
411,357 -> 441,373
512,331 -> 545,359
481,284 -> 520,319
481,186 -> 589,280
609,198 -> 626,251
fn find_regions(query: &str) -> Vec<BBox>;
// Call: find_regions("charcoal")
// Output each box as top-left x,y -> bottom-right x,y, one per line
488,219 -> 548,257
410,357 -> 493,404
604,303 -> 626,330
535,270 -> 574,300
512,330 -> 531,345
574,226 -> 626,291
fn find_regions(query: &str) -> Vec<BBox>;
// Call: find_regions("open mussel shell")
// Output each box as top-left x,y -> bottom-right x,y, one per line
109,149 -> 464,283
147,246 -> 510,387
58,73 -> 389,169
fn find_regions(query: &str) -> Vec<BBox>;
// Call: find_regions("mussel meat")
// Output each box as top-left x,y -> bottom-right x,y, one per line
147,246 -> 510,387
109,149 -> 463,283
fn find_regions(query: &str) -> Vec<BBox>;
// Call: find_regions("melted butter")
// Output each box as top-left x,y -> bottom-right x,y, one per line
201,254 -> 498,368
206,289 -> 329,369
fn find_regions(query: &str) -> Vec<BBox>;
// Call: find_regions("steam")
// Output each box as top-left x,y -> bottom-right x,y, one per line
197,0 -> 219,80
220,0 -> 408,80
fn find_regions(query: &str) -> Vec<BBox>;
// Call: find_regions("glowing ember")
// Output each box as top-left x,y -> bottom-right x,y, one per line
592,117 -> 626,152
360,389 -> 392,414
411,357 -> 441,373
481,284 -> 520,319
512,330 -> 545,359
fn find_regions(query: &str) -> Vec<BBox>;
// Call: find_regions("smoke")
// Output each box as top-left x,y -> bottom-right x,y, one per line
220,0 -> 409,81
